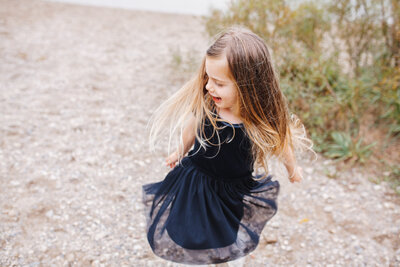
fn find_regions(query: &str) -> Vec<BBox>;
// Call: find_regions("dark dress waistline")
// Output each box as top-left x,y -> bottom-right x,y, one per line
186,157 -> 253,183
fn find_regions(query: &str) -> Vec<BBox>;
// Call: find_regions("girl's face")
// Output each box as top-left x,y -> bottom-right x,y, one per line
205,54 -> 238,115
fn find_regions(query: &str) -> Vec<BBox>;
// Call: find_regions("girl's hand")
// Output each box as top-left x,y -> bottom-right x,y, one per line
289,166 -> 303,183
165,151 -> 179,169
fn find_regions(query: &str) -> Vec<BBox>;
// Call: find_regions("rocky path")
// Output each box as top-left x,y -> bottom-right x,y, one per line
0,1 -> 399,266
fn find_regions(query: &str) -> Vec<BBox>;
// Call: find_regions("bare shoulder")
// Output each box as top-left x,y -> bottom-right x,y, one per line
183,113 -> 196,137
186,113 -> 196,127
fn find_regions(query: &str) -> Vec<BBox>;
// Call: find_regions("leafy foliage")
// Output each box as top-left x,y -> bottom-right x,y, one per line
202,0 -> 400,183
324,131 -> 375,164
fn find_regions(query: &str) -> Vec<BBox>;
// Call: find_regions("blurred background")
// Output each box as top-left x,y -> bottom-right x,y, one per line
46,0 -> 231,16
53,0 -> 399,187
1,0 -> 399,266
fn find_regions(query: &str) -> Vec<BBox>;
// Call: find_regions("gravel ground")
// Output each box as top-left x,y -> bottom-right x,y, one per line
1,1 -> 399,266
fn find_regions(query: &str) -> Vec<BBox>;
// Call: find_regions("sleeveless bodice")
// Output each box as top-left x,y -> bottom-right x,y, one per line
188,118 -> 254,180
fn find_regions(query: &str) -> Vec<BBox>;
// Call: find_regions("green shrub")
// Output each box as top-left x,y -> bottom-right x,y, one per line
324,131 -> 376,164
203,0 -> 398,168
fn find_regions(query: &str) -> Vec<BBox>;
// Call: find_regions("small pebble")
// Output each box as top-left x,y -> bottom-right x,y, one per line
324,206 -> 333,213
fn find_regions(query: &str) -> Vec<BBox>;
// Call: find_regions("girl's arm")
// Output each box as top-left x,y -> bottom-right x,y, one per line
166,115 -> 196,168
282,145 -> 303,183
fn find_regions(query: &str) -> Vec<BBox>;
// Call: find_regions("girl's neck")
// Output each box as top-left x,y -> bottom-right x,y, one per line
216,107 -> 243,124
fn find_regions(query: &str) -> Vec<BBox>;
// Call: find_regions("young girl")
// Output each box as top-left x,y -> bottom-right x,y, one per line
142,26 -> 314,265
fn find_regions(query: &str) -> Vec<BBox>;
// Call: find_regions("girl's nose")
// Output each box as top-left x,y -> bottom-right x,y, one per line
205,81 -> 213,92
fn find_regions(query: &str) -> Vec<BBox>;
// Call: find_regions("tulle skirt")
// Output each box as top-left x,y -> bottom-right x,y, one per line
142,157 -> 280,265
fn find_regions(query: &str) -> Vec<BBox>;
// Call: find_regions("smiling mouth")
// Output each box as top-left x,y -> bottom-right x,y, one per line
212,96 -> 222,102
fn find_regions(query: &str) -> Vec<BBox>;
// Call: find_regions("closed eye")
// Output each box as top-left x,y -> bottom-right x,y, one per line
205,71 -> 224,87
214,80 -> 223,87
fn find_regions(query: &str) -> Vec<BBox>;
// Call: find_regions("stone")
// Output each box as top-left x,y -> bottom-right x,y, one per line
324,206 -> 333,213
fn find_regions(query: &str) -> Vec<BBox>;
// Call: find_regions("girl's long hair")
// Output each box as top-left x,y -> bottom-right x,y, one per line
149,26 -> 316,179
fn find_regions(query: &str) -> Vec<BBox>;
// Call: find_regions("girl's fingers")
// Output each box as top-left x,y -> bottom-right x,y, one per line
289,168 -> 303,183
165,159 -> 177,168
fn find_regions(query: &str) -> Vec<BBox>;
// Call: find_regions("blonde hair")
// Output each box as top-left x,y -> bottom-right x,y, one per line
150,26 -> 316,179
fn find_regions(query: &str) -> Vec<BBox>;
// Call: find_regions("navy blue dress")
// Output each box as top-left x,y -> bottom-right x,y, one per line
142,117 -> 280,264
